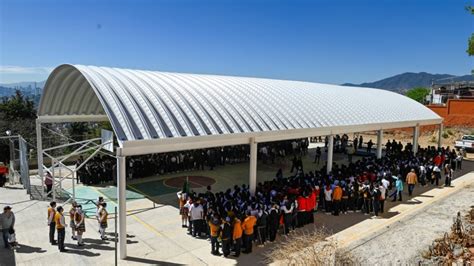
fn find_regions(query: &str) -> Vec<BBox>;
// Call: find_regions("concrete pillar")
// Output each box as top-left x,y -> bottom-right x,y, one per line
36,120 -> 44,199
438,123 -> 443,149
327,135 -> 334,174
376,129 -> 383,159
413,125 -> 420,155
249,138 -> 257,195
117,156 -> 127,259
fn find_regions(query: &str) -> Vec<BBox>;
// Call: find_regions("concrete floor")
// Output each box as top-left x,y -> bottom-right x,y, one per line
1,147 -> 473,266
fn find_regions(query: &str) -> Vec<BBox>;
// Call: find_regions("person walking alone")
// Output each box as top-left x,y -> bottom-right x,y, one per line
45,173 -> 53,197
390,175 -> 403,201
406,169 -> 417,197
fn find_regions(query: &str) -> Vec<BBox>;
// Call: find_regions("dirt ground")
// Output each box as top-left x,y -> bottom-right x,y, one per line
355,126 -> 474,159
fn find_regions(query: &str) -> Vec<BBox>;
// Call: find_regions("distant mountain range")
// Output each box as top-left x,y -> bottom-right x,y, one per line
342,72 -> 474,92
1,72 -> 473,99
0,80 -> 46,88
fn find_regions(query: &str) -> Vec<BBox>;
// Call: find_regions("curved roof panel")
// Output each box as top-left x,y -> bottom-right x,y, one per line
38,64 -> 442,144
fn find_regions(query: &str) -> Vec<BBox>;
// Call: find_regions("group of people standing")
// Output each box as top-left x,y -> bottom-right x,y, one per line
176,140 -> 464,257
46,198 -> 109,252
76,140 -> 310,186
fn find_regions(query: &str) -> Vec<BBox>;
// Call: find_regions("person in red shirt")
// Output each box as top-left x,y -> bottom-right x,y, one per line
433,153 -> 442,167
296,195 -> 306,227
0,163 -> 8,187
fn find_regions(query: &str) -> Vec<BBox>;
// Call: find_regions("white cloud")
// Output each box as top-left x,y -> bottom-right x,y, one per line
0,65 -> 54,74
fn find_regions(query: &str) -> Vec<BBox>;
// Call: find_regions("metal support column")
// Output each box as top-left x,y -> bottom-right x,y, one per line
36,120 -> 44,199
249,138 -> 257,196
413,125 -> 420,155
376,129 -> 383,159
327,135 -> 334,174
52,158 -> 56,201
117,155 -> 127,259
438,123 -> 443,149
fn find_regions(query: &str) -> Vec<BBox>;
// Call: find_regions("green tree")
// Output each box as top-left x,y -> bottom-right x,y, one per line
406,87 -> 430,103
0,90 -> 37,162
0,90 -> 36,120
68,122 -> 89,141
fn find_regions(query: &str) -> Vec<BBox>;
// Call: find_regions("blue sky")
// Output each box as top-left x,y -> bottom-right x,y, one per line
0,0 -> 472,84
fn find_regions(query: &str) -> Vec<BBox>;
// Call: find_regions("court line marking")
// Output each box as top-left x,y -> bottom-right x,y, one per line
130,214 -> 162,238
163,176 -> 215,189
88,186 -> 163,237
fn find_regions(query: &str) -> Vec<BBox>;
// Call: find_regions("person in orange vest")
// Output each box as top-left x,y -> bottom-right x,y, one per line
332,183 -> 343,216
208,213 -> 221,256
232,216 -> 243,257
47,201 -> 57,245
54,206 -> 67,252
406,169 -> 417,196
241,212 -> 256,254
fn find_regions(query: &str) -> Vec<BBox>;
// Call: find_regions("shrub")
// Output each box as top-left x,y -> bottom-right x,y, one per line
263,226 -> 359,265
442,132 -> 449,139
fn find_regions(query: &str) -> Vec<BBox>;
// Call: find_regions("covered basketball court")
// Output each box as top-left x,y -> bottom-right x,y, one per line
36,64 -> 443,259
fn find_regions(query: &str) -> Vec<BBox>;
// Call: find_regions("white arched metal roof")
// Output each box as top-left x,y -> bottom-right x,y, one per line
38,64 -> 442,156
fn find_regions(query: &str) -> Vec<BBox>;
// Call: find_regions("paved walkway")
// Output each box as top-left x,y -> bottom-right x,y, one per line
339,172 -> 474,264
0,150 -> 473,265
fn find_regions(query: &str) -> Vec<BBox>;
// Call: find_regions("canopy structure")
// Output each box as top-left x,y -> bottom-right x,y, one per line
36,64 -> 443,259
38,64 -> 441,156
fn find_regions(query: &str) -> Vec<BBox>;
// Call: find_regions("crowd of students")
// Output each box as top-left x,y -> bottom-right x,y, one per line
176,141 -> 464,257
76,139 -> 310,185
46,197 -> 109,252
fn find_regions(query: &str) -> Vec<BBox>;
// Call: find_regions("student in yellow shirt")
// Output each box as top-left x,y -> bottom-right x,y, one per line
208,213 -> 221,256
98,202 -> 108,240
47,201 -> 57,245
241,212 -> 257,254
54,206 -> 67,252
232,217 -> 243,257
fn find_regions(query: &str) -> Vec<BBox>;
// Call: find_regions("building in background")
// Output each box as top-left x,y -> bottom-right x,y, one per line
427,81 -> 474,105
